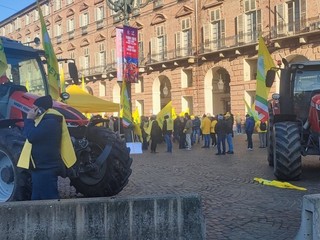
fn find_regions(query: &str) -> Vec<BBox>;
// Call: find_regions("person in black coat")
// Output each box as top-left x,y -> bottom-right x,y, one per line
150,116 -> 162,153
23,95 -> 63,200
215,114 -> 227,155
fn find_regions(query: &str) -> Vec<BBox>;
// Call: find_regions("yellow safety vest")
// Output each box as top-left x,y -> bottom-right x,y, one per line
17,109 -> 76,169
166,118 -> 173,131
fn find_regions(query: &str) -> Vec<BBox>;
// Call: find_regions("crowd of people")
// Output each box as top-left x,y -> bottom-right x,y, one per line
91,111 -> 268,155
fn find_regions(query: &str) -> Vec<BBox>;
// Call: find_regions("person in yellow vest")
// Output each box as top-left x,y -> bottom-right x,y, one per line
256,119 -> 268,148
210,115 -> 217,147
201,114 -> 211,148
162,114 -> 173,153
18,95 -> 76,200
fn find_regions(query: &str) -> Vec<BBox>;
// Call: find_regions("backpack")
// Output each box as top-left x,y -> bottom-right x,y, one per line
260,122 -> 267,131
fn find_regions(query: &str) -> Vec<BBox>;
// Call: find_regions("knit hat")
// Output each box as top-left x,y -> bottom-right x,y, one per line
34,95 -> 53,110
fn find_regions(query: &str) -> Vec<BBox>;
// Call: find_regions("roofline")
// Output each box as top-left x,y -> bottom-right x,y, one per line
0,0 -> 47,25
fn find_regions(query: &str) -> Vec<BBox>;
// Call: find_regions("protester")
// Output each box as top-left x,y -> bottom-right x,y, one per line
235,113 -> 242,134
256,119 -> 267,148
184,114 -> 193,150
225,112 -> 234,154
210,115 -> 217,147
201,114 -> 211,148
178,116 -> 186,149
245,114 -> 255,150
162,114 -> 173,153
173,116 -> 181,143
215,114 -> 227,155
18,95 -> 76,200
192,115 -> 201,144
150,116 -> 162,153
140,116 -> 149,151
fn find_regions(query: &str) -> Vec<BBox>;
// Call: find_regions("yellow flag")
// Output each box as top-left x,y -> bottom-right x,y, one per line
132,108 -> 140,124
60,66 -> 66,93
254,178 -> 307,191
156,101 -> 172,129
25,80 -> 30,91
0,37 -> 8,77
38,2 -> 60,100
120,80 -> 132,127
172,107 -> 177,120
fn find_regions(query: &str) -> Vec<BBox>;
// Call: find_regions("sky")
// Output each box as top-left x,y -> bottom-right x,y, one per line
0,0 -> 35,22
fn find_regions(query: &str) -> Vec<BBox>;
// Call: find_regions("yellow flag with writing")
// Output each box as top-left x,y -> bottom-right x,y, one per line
156,101 -> 172,129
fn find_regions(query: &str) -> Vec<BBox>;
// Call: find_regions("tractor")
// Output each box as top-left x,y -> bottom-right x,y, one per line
266,59 -> 320,180
0,37 -> 132,202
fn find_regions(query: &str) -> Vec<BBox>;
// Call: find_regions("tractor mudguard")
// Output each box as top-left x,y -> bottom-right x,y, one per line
95,144 -> 112,167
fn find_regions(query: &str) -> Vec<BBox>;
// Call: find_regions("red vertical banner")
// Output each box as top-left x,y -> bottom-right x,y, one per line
123,26 -> 139,83
116,28 -> 124,82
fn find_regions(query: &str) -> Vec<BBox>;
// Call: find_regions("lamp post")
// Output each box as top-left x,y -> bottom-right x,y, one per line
106,0 -> 151,141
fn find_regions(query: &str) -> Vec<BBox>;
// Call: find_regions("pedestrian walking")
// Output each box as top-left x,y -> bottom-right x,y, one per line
245,114 -> 255,150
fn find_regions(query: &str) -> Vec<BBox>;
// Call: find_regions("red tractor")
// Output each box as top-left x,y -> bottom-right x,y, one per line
0,37 -> 132,202
267,59 -> 320,180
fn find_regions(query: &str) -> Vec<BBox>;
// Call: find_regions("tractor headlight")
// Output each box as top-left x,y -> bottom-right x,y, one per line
272,93 -> 280,100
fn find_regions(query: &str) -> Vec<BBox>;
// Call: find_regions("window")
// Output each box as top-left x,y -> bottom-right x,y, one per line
181,68 -> 193,88
15,18 -> 21,30
235,9 -> 260,44
80,12 -> 89,34
138,32 -> 144,64
203,9 -> 225,51
67,18 -> 75,39
43,4 -> 50,16
81,47 -> 90,75
66,0 -> 74,5
25,14 -> 30,25
54,0 -> 62,11
175,18 -> 192,57
110,49 -> 116,69
95,6 -> 104,29
69,51 -> 75,59
275,0 -> 306,36
99,81 -> 106,97
135,77 -> 144,93
95,43 -> 106,72
150,25 -> 167,62
55,24 -> 62,43
34,10 -> 39,21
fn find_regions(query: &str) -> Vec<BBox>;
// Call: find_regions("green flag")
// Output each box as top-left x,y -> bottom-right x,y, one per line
38,2 -> 60,100
0,37 -> 8,77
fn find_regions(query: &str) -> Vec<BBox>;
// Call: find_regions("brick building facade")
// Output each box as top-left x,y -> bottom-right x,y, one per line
0,0 -> 319,118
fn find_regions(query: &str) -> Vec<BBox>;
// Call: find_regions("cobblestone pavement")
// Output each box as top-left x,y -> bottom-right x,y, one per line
59,134 -> 320,240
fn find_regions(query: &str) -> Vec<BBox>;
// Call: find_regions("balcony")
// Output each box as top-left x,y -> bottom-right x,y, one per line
96,20 -> 104,30
68,31 -> 74,40
81,26 -> 88,35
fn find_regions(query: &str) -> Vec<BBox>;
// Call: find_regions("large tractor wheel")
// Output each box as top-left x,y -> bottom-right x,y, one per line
70,126 -> 132,197
273,122 -> 302,180
0,128 -> 31,202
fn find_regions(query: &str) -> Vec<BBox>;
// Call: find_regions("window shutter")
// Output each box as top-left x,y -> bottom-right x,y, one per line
220,19 -> 225,47
236,14 -> 244,43
300,0 -> 306,29
203,23 -> 212,51
95,52 -> 99,66
175,31 -> 182,57
151,37 -> 158,61
276,4 -> 284,35
163,34 -> 167,59
256,9 -> 261,36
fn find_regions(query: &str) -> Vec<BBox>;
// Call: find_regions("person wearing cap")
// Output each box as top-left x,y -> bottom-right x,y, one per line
20,95 -> 75,200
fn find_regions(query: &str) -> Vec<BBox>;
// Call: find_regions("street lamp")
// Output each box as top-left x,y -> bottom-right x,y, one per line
106,0 -> 151,26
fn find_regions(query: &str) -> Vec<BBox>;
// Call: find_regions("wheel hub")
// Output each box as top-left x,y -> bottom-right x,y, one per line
1,166 -> 14,184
